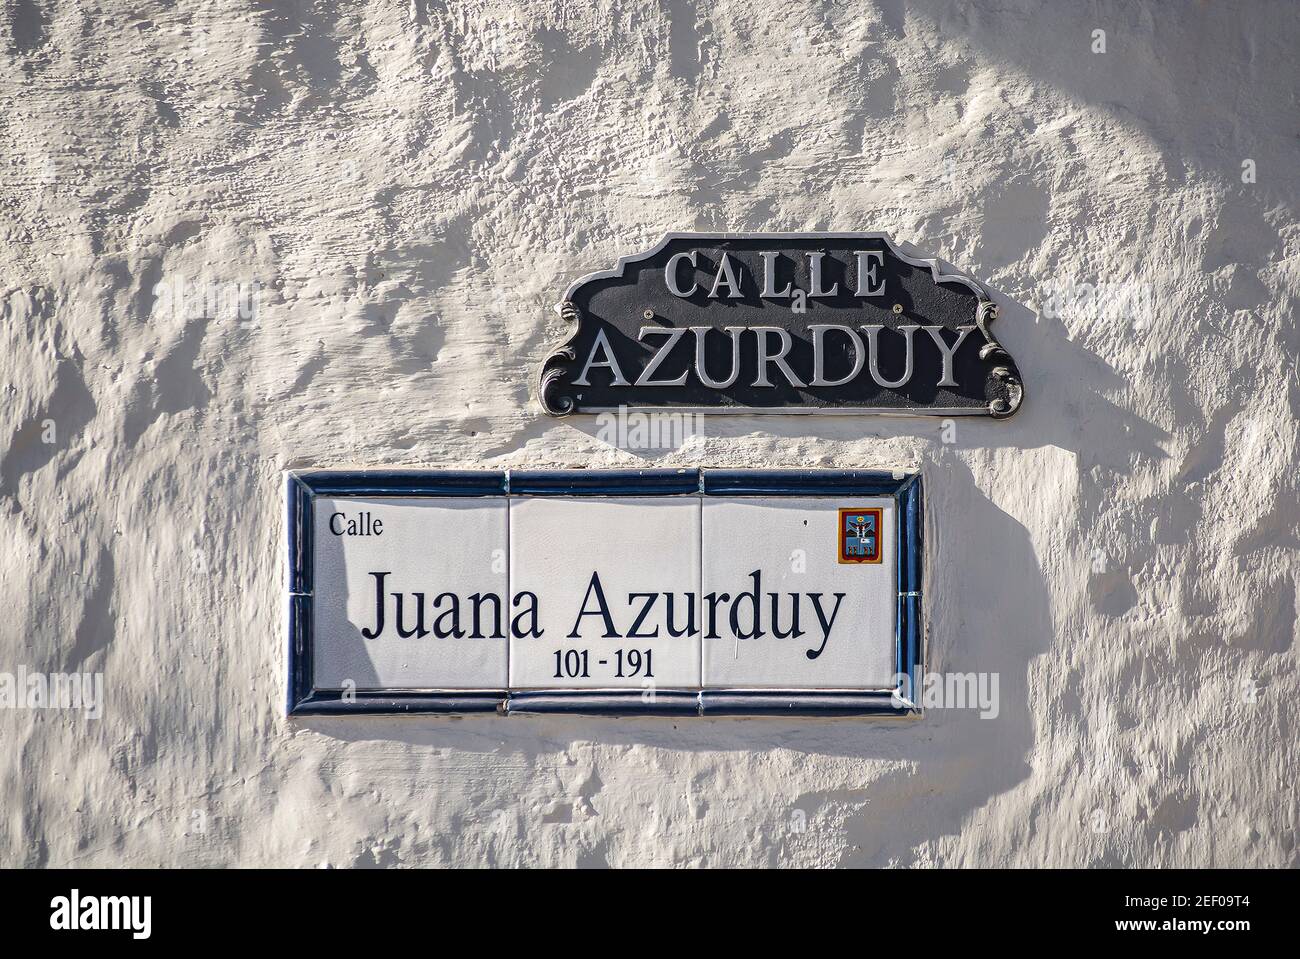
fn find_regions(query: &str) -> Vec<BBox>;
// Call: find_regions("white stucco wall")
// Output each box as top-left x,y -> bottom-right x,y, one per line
1,0 -> 1296,867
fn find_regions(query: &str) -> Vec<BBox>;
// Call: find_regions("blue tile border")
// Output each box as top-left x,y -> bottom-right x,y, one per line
506,691 -> 700,716
293,469 -> 508,497
285,468 -> 924,717
509,468 -> 699,495
700,690 -> 907,716
701,468 -> 907,496
291,691 -> 503,715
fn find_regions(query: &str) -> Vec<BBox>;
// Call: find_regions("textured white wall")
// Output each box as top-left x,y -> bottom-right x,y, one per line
1,0 -> 1296,867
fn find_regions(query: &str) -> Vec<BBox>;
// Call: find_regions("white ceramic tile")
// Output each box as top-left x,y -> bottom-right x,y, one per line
509,496 -> 701,689
312,497 -> 509,690
701,497 -> 897,689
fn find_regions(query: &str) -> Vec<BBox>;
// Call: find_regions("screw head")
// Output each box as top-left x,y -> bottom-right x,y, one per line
892,303 -> 904,315
642,309 -> 654,320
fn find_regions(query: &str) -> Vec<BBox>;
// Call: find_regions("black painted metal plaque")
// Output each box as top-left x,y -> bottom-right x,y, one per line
538,233 -> 1023,417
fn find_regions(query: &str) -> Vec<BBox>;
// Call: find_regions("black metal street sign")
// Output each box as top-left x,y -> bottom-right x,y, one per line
538,233 -> 1023,418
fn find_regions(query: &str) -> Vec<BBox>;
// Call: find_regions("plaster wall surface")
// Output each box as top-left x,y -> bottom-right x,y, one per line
0,0 -> 1296,867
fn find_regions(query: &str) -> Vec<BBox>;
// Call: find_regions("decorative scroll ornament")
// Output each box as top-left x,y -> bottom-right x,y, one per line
538,301 -> 582,416
538,233 -> 1024,418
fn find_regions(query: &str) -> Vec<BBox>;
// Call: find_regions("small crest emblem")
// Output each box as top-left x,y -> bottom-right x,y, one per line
838,508 -> 883,564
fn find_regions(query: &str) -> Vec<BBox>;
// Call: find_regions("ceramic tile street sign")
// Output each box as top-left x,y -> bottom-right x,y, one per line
508,494 -> 701,690
700,497 -> 897,689
311,496 -> 509,691
286,469 -> 924,716
538,233 -> 1023,418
